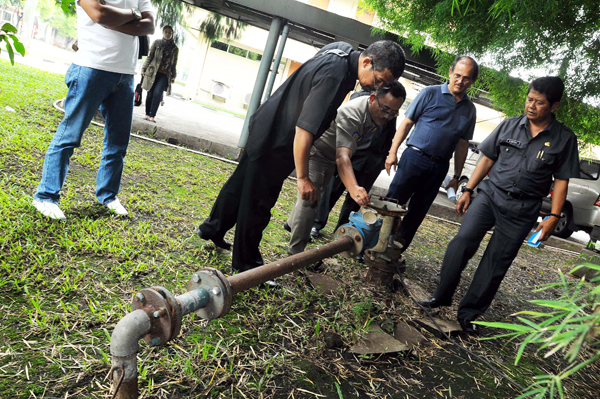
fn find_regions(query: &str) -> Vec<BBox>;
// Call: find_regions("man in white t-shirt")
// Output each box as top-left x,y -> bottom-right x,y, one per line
32,0 -> 155,219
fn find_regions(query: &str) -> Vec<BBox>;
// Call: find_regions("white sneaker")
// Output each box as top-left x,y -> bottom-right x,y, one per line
32,199 -> 66,220
106,198 -> 128,216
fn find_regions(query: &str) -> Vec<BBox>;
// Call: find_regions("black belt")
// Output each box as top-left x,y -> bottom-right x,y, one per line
498,188 -> 539,201
408,145 -> 446,163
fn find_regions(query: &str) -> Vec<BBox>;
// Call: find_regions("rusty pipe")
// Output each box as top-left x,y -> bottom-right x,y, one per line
371,215 -> 394,253
228,235 -> 355,295
110,309 -> 151,399
110,236 -> 355,398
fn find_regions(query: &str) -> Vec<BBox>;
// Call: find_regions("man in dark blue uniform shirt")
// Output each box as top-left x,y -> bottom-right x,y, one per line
384,56 -> 478,252
419,76 -> 580,334
195,41 -> 406,273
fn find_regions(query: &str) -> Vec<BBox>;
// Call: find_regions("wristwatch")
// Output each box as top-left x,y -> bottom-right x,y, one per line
131,8 -> 142,21
462,187 -> 475,195
452,174 -> 460,180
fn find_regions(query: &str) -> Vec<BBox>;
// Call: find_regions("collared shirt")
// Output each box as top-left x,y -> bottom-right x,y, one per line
478,114 -> 580,199
244,42 -> 359,161
312,96 -> 380,163
344,90 -> 397,171
405,83 -> 476,161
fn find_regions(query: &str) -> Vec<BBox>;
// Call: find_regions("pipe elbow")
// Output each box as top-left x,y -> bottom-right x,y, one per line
110,309 -> 151,357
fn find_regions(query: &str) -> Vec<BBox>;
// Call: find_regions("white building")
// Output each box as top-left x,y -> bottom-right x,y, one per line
175,0 -> 504,139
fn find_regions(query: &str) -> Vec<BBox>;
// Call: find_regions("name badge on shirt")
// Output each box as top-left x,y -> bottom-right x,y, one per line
500,138 -> 523,148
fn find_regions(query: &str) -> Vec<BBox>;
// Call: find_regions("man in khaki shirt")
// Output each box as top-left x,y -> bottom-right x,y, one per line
287,82 -> 406,254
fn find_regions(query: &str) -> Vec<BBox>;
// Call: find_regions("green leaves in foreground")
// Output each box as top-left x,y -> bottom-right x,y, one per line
477,264 -> 600,398
0,23 -> 25,66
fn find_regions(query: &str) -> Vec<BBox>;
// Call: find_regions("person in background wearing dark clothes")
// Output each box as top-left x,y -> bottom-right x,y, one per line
141,25 -> 178,122
195,41 -> 406,278
418,76 -> 580,334
310,89 -> 399,238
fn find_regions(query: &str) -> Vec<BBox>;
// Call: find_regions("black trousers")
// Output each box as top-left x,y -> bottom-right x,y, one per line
145,72 -> 168,118
313,159 -> 383,232
386,147 -> 449,251
433,188 -> 541,321
199,147 -> 295,272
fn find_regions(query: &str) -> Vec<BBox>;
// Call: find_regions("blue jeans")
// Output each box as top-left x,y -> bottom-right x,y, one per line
145,72 -> 168,117
35,64 -> 134,205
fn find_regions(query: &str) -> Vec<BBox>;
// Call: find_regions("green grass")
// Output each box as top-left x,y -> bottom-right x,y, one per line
1,60 -> 598,398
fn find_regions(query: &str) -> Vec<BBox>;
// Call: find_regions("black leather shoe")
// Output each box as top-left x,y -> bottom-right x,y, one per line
416,297 -> 449,309
458,318 -> 479,335
283,222 -> 292,232
310,227 -> 321,238
195,226 -> 232,250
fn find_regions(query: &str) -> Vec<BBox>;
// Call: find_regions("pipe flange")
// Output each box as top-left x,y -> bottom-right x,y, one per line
186,268 -> 232,321
131,287 -> 178,346
151,286 -> 183,342
366,196 -> 406,217
333,225 -> 364,257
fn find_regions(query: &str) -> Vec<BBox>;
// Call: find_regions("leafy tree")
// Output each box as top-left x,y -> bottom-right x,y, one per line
197,12 -> 245,44
149,0 -> 245,44
1,22 -> 25,64
38,0 -> 76,38
367,0 -> 600,145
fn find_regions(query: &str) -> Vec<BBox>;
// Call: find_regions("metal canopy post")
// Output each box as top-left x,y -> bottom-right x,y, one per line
238,16 -> 283,149
262,23 -> 289,103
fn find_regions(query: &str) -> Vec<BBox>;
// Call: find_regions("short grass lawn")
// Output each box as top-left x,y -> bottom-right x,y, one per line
1,60 -> 598,398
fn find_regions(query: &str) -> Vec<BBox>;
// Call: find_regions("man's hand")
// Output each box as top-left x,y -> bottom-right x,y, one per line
349,186 -> 369,206
385,152 -> 398,175
447,178 -> 459,191
456,192 -> 471,215
297,177 -> 317,203
535,216 -> 560,241
141,71 -> 145,76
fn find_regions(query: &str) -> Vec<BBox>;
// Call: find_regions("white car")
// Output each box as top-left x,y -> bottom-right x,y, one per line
541,159 -> 600,238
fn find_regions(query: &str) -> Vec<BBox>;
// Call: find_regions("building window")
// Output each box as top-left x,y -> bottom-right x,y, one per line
211,41 -> 263,62
228,45 -> 248,58
210,41 -> 228,52
247,51 -> 262,62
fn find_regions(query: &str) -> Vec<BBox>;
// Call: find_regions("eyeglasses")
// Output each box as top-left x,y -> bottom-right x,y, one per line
375,96 -> 399,117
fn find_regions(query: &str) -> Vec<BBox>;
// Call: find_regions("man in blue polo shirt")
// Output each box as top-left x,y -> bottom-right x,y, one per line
385,56 -> 478,252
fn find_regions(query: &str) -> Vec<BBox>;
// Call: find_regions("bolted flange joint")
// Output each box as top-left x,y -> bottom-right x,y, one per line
186,268 -> 232,321
131,286 -> 182,347
333,225 -> 364,258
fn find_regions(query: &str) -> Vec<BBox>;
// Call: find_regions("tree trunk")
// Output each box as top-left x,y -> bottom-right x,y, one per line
21,0 -> 38,50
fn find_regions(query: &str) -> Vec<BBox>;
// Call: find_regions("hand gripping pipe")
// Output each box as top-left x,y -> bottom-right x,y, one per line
109,235 -> 356,399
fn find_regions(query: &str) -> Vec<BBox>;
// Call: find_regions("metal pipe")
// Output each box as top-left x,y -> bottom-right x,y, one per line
262,23 -> 289,102
228,235 -> 355,295
110,309 -> 151,399
371,215 -> 394,252
178,288 -> 210,316
110,235 -> 355,398
238,16 -> 283,149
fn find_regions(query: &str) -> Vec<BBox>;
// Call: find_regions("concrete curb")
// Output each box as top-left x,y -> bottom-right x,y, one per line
131,120 -> 242,161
